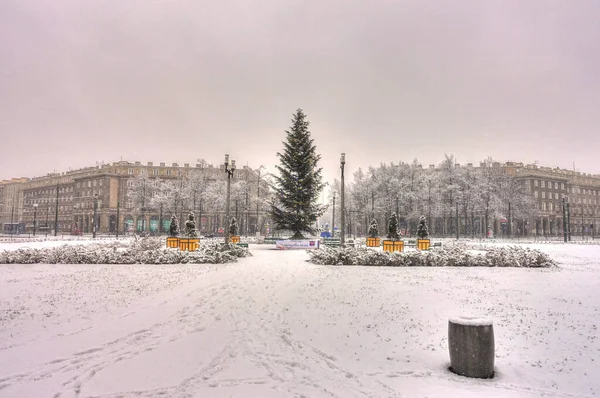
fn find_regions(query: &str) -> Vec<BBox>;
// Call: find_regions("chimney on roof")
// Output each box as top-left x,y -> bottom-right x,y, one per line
160,162 -> 165,167
172,163 -> 178,167
148,162 -> 153,166
184,163 -> 189,167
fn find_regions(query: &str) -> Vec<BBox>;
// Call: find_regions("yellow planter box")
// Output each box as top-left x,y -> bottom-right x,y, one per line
166,237 -> 179,248
366,237 -> 380,247
383,240 -> 404,252
417,239 -> 431,251
230,236 -> 241,244
179,238 -> 200,251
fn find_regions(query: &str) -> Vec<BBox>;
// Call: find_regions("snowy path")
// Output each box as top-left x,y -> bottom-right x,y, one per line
0,244 -> 599,397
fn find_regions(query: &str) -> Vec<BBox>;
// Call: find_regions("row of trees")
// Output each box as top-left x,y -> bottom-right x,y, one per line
267,109 -> 538,239
326,155 -> 538,238
126,165 -> 270,233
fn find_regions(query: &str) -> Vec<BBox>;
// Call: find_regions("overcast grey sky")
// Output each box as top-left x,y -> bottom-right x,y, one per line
1,0 -> 598,183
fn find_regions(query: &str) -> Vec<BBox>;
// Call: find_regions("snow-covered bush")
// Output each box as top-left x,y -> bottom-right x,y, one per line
229,217 -> 239,236
0,238 -> 251,265
417,216 -> 429,239
307,245 -> 556,268
368,218 -> 379,238
387,212 -> 400,240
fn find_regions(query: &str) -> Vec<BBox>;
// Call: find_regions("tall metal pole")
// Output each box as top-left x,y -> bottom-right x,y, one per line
566,200 -> 571,242
582,204 -> 585,241
116,200 -> 120,239
371,191 -> 375,221
562,197 -> 568,243
340,153 -> 345,246
256,168 -> 261,235
245,191 -> 249,238
92,194 -> 98,238
455,202 -> 459,240
33,204 -> 38,236
508,201 -> 512,237
46,204 -> 49,237
332,193 -> 336,238
224,154 -> 235,245
10,200 -> 14,237
54,181 -> 59,236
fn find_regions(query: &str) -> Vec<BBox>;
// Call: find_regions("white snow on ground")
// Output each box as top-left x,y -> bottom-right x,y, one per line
0,241 -> 599,397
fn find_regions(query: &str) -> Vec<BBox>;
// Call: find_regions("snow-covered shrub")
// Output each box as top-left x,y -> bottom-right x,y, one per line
0,238 -> 251,265
368,219 -> 379,238
307,245 -> 556,268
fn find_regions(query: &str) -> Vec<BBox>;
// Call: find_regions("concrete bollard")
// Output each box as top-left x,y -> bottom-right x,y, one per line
448,316 -> 495,378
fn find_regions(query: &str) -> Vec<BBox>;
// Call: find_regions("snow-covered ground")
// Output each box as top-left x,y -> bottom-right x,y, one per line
0,241 -> 598,397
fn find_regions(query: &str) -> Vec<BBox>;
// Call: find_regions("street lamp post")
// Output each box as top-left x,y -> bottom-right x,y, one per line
224,154 -> 236,245
116,200 -> 120,239
10,200 -> 14,238
54,182 -> 59,236
93,194 -> 98,239
256,166 -> 265,235
340,153 -> 345,246
33,203 -> 38,236
331,192 -> 336,238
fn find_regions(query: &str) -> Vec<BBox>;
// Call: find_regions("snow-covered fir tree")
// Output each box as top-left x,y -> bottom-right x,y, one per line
417,215 -> 429,239
185,212 -> 198,237
169,214 -> 179,237
229,217 -> 238,236
270,109 -> 326,239
387,212 -> 400,240
368,218 -> 379,238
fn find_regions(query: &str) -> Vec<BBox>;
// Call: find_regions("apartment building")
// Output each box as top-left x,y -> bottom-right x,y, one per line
9,161 -> 269,235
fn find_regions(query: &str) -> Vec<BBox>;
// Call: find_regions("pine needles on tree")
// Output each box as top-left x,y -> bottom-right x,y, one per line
270,109 -> 326,239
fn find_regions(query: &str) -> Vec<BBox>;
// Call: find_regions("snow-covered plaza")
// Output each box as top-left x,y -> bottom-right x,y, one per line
0,240 -> 598,398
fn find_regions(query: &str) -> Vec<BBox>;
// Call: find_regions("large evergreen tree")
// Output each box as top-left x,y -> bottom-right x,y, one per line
270,109 -> 326,239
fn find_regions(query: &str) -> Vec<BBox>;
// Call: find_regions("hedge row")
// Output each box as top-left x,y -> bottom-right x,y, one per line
0,238 -> 251,264
307,245 -> 556,268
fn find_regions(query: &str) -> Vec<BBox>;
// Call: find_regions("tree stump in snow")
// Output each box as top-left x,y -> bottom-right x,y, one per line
448,316 -> 495,378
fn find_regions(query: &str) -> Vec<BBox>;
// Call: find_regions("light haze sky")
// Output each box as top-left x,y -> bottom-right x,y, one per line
1,0 -> 599,183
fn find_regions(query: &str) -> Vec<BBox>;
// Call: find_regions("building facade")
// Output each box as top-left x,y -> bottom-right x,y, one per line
5,161 -> 270,236
510,163 -> 600,237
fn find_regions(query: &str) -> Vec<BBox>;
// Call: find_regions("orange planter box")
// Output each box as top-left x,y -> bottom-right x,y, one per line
166,237 -> 179,248
229,236 -> 241,243
366,237 -> 381,247
417,239 -> 430,250
383,240 -> 404,252
179,238 -> 200,251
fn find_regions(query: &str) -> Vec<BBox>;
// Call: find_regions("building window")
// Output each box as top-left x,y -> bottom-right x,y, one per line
542,202 -> 547,211
534,180 -> 539,187
93,180 -> 96,187
555,193 -> 558,200
534,191 -> 539,198
167,170 -> 172,176
554,182 -> 558,189
128,168 -> 134,175
153,169 -> 159,175
542,192 -> 546,199
561,183 -> 565,190
99,180 -> 103,187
